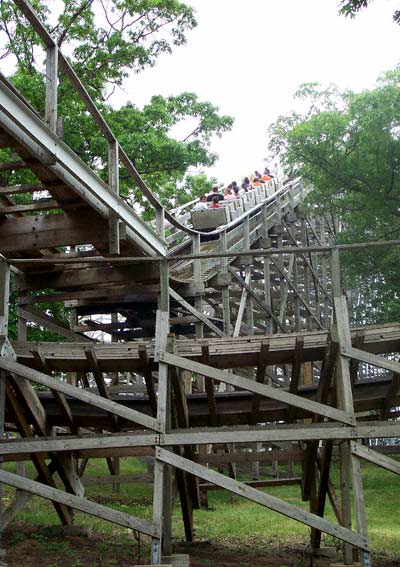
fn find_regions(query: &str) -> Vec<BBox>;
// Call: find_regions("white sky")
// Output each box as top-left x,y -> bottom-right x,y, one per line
114,0 -> 399,183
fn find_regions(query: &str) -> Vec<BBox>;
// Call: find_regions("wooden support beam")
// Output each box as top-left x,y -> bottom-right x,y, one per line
0,212 -> 109,254
342,346 -> 400,376
250,341 -> 270,425
5,382 -> 73,525
0,183 -> 46,195
0,468 -> 157,537
0,357 -> 159,431
0,260 -> 10,337
156,447 -> 369,550
350,442 -> 400,475
269,256 -> 323,329
227,265 -> 285,332
233,270 -> 250,337
159,352 -> 356,426
139,345 -> 157,418
18,306 -> 91,343
169,288 -> 224,337
310,441 -> 334,549
382,372 -> 400,419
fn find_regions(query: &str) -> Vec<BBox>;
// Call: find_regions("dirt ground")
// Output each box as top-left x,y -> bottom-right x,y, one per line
3,524 -> 400,567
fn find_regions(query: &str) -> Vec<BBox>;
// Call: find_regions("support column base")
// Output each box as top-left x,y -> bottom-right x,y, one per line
329,563 -> 361,567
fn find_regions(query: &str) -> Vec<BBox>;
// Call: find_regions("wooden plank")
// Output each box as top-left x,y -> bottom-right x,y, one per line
0,468 -> 157,537
0,212 -> 108,253
0,260 -> 10,336
156,447 -> 368,550
227,265 -> 285,332
160,352 -> 356,426
233,271 -> 250,337
383,373 -> 400,419
139,345 -> 157,418
170,288 -> 224,337
343,346 -> 400,376
0,357 -> 159,431
5,382 -> 73,525
18,306 -> 91,343
0,200 -> 64,215
0,183 -> 46,195
0,421 -> 398,457
250,341 -> 270,425
350,442 -> 400,475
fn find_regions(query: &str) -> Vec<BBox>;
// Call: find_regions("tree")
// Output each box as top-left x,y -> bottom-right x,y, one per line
268,68 -> 400,323
339,0 -> 400,24
0,1 -> 233,214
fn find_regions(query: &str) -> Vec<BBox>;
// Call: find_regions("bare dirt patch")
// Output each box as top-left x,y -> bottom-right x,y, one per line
3,524 -> 400,567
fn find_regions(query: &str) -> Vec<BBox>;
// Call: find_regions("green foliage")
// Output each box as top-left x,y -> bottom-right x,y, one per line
338,0 -> 400,24
268,68 -> 400,323
0,1 -> 233,215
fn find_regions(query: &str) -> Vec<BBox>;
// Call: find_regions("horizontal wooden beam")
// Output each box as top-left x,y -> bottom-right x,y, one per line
159,352 -> 355,426
0,468 -> 157,537
0,422 -> 398,457
156,447 -> 368,550
18,306 -> 91,342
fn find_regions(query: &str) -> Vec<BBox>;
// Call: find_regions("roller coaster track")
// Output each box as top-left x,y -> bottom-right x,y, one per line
0,3 -> 399,567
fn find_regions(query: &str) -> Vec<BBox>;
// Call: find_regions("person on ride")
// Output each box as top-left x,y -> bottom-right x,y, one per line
224,186 -> 236,201
193,195 -> 208,211
206,185 -> 224,203
209,196 -> 222,208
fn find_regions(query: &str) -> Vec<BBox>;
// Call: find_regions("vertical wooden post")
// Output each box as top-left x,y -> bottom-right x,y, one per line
45,45 -> 58,132
108,141 -> 120,255
152,259 -> 172,563
0,259 -> 9,565
243,217 -> 254,335
331,248 -> 371,567
193,233 -> 204,390
0,261 -> 10,338
156,207 -> 165,240
220,230 -> 231,336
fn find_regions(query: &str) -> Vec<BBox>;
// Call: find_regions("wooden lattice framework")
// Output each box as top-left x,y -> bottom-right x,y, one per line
0,3 -> 399,567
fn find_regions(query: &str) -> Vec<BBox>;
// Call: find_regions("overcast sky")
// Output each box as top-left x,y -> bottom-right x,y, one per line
115,0 -> 399,183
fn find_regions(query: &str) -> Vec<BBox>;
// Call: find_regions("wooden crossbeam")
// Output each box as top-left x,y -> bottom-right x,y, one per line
269,256 -> 323,329
0,183 -> 46,195
169,288 -> 224,337
227,265 -> 285,332
5,382 -> 73,525
0,357 -> 159,431
156,447 -> 368,550
18,307 -> 92,342
0,468 -> 157,537
0,421 -> 398,457
342,346 -> 400,376
350,442 -> 400,475
159,352 -> 356,426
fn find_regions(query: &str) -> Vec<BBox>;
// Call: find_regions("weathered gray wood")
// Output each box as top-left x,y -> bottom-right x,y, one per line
0,421 -> 397,457
0,468 -> 157,537
351,442 -> 400,475
156,447 -> 368,550
0,358 -> 159,431
233,271 -> 250,337
343,346 -> 400,376
108,140 -> 120,255
0,261 -> 10,337
45,44 -> 58,131
160,352 -> 355,425
18,306 -> 91,342
169,289 -> 224,337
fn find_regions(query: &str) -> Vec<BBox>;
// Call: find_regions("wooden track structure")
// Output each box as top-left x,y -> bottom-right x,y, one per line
0,3 -> 399,566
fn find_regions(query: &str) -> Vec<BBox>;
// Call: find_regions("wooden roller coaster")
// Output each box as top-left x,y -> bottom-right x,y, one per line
0,2 -> 399,566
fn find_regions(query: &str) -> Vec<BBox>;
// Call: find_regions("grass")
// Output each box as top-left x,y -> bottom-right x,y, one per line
3,456 -> 400,558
